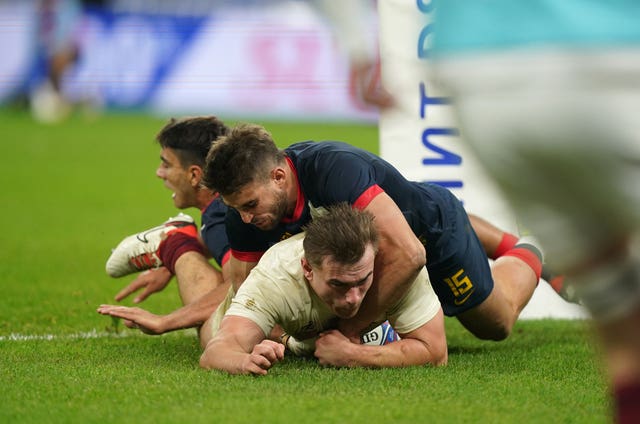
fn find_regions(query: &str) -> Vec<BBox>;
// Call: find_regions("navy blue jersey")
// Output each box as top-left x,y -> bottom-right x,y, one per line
225,140 -> 494,315
226,141 -> 452,259
200,196 -> 231,267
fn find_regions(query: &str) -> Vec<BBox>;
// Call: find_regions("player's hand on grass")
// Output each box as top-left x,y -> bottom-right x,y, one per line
243,340 -> 285,375
114,267 -> 172,303
97,304 -> 167,335
314,329 -> 356,367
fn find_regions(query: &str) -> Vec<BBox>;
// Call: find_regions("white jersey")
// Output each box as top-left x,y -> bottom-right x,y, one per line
226,233 -> 441,355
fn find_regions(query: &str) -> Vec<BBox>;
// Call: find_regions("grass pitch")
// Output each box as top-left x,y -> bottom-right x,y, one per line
0,110 -> 609,423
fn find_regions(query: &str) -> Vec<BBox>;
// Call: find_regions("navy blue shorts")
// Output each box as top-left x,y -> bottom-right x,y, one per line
411,184 -> 494,316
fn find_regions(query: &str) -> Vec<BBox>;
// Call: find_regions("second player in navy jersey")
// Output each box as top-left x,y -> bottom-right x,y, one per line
99,117 -> 232,348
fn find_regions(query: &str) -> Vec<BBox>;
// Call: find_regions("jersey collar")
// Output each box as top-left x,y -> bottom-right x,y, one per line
282,156 -> 306,223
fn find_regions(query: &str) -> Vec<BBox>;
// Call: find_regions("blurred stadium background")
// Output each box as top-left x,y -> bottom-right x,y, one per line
1,0 -> 376,122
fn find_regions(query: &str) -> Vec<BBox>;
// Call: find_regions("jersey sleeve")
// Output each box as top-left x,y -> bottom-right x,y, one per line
200,199 -> 230,267
301,149 -> 383,208
224,235 -> 309,337
225,265 -> 289,337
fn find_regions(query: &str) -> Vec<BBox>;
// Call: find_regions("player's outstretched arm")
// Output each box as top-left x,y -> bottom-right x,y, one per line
98,280 -> 230,336
97,304 -> 167,335
316,309 -> 447,368
200,316 -> 284,376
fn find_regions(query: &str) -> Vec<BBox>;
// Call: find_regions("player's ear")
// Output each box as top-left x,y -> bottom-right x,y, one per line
301,258 -> 313,280
272,167 -> 286,185
189,165 -> 203,187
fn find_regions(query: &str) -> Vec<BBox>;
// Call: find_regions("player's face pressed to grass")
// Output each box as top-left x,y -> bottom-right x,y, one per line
302,244 -> 376,319
222,177 -> 290,231
156,147 -> 197,209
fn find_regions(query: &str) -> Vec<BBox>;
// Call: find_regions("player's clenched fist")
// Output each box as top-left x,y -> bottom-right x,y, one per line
314,330 -> 355,367
242,340 -> 285,375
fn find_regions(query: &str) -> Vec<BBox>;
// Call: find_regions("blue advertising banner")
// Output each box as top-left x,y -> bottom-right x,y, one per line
1,1 -> 377,121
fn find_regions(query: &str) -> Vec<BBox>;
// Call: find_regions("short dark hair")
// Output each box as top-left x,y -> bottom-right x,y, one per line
156,116 -> 229,169
303,203 -> 378,268
202,123 -> 285,196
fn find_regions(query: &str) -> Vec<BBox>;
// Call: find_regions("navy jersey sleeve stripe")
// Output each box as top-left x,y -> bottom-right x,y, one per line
231,249 -> 264,263
353,184 -> 384,210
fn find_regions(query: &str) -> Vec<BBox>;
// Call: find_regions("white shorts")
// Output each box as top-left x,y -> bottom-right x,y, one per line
432,47 -> 640,270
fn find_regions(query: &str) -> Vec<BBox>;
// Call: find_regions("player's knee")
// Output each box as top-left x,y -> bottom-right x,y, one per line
460,313 -> 513,341
475,323 -> 511,341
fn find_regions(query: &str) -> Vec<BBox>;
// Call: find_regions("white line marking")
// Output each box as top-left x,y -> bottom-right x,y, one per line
0,329 -> 195,342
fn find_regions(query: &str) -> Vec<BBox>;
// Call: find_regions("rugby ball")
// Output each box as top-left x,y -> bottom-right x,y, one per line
361,320 -> 400,346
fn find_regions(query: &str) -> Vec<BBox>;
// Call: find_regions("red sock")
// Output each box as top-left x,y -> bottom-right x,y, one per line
548,275 -> 565,294
158,232 -> 205,274
615,381 -> 640,424
493,233 -> 519,260
502,244 -> 543,280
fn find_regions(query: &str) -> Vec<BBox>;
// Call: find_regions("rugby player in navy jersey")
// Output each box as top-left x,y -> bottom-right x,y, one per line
203,123 -> 546,342
99,116 -> 232,348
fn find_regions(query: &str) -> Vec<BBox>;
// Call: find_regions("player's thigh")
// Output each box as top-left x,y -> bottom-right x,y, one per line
426,206 -> 494,317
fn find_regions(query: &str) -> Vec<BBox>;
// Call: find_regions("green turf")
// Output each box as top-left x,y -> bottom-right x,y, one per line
0,109 -> 609,423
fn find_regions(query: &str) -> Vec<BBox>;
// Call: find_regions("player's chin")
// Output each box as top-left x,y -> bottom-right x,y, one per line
253,219 -> 277,231
172,196 -> 187,209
